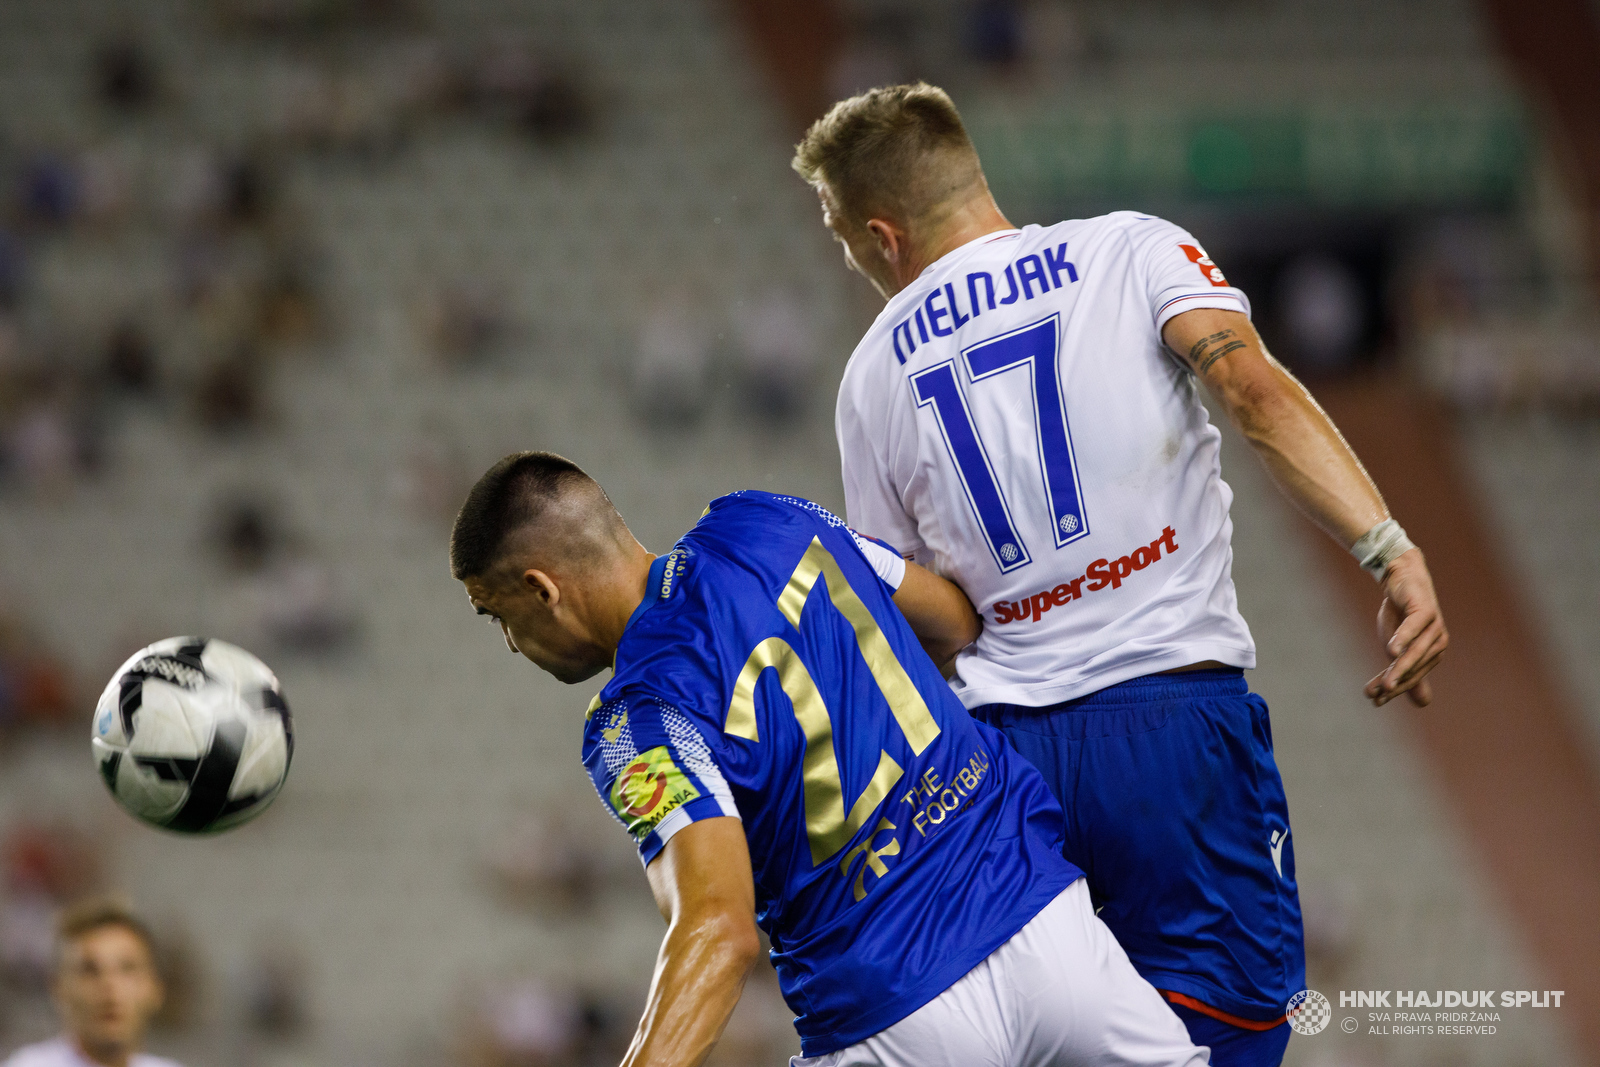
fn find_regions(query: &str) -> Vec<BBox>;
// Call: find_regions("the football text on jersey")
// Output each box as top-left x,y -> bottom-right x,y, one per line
992,526 -> 1180,625
900,748 -> 992,838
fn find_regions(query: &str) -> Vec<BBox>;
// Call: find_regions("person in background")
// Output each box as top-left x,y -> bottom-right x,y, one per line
2,897 -> 182,1067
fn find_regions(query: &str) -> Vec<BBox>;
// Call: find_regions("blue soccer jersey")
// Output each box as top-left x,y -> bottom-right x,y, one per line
580,491 -> 1081,1055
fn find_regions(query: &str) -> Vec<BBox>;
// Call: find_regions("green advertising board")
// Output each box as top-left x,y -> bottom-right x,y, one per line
966,98 -> 1527,209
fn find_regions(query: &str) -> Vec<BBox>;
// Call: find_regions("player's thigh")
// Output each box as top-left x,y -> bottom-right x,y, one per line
1006,882 -> 1209,1067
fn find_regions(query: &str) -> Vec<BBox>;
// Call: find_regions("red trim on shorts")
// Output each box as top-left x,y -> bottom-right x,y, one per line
1160,990 -> 1287,1031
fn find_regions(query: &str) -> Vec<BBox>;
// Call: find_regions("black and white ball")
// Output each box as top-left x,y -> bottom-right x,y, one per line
93,637 -> 294,834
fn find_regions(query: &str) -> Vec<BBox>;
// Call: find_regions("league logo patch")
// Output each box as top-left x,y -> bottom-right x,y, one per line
1179,243 -> 1230,288
609,746 -> 700,840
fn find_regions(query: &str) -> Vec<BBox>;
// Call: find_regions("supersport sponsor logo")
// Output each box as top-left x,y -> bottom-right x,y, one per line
991,526 -> 1179,624
609,745 -> 700,840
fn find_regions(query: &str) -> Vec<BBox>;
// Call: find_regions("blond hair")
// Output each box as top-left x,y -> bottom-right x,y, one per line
55,895 -> 157,970
792,82 -> 985,229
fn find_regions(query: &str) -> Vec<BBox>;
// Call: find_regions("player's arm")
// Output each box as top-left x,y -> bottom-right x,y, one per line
1161,307 -> 1448,707
621,817 -> 761,1067
893,560 -> 983,669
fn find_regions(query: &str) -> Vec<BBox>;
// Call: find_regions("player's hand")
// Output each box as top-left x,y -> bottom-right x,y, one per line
1364,548 -> 1448,707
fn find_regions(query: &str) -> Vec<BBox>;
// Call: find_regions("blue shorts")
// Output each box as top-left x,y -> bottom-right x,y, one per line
971,668 -> 1304,1037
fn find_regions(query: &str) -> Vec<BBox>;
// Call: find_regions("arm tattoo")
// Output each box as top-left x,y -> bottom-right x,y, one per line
1186,329 -> 1247,375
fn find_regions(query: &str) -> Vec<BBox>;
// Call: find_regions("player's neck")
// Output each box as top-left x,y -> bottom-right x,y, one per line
596,543 -> 658,653
72,1035 -> 133,1067
894,198 -> 1015,295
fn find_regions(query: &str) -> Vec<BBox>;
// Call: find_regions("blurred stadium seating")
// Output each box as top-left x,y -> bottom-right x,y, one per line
0,1 -> 1595,1065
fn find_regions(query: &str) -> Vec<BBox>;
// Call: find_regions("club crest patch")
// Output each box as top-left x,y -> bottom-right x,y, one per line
609,746 -> 700,840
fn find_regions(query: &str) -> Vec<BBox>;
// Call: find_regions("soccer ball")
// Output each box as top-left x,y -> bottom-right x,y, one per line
92,637 -> 294,834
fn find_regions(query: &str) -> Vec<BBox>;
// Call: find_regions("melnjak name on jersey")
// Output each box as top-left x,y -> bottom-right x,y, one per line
993,526 -> 1179,625
891,242 -> 1079,364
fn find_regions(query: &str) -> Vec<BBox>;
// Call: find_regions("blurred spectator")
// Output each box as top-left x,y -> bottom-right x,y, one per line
485,813 -> 618,913
0,826 -> 102,989
1274,253 -> 1368,375
0,232 -> 24,309
238,938 -> 308,1038
733,288 -> 819,420
828,8 -> 916,102
171,232 -> 228,308
101,322 -> 157,396
6,401 -> 79,495
632,293 -> 712,427
519,69 -> 590,144
423,282 -> 509,368
1021,1 -> 1094,74
257,258 -> 320,346
251,554 -> 357,655
964,0 -> 1024,66
2,369 -> 107,497
0,892 -> 56,994
164,147 -> 275,232
379,38 -> 453,128
218,0 -> 407,35
18,158 -> 78,229
267,46 -> 447,156
226,156 -> 272,228
164,148 -> 228,232
193,347 -> 265,433
391,430 -> 471,527
462,41 -> 594,144
210,495 -> 284,574
460,980 -> 579,1067
93,38 -> 159,112
0,619 -> 76,730
0,896 -> 184,1067
75,146 -> 134,230
206,493 -> 357,653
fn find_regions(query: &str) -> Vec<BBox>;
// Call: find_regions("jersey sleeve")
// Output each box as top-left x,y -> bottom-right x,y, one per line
585,694 -> 740,865
1129,215 -> 1252,335
850,530 -> 908,590
836,351 -> 925,556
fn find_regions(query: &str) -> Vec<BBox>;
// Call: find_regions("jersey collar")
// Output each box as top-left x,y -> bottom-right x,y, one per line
914,227 -> 1022,283
622,554 -> 671,637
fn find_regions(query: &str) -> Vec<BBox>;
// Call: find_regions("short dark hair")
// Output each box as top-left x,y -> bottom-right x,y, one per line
449,451 -> 594,580
792,82 -> 983,227
55,895 -> 156,971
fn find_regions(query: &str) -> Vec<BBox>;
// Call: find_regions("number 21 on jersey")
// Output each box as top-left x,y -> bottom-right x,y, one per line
910,313 -> 1088,573
724,536 -> 941,900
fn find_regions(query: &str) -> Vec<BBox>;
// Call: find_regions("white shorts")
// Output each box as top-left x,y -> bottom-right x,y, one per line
791,880 -> 1209,1067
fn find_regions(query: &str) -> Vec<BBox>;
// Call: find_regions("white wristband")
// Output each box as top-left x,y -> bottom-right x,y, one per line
1350,519 -> 1415,581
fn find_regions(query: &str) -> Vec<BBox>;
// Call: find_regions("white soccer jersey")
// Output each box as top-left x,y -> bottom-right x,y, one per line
2,1038 -> 184,1067
836,212 -> 1257,709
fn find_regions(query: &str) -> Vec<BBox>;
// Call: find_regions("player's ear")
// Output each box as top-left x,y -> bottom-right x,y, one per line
523,568 -> 561,609
865,218 -> 901,261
